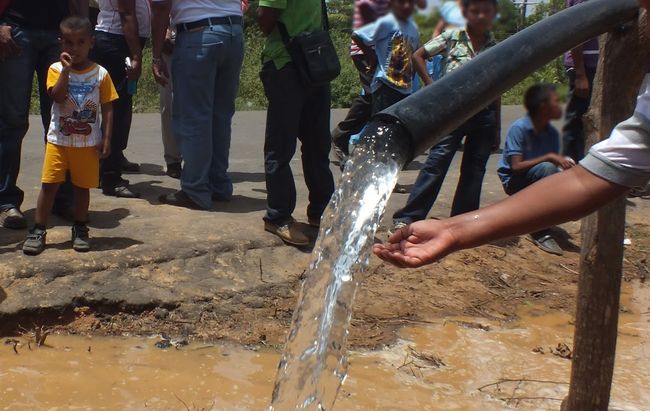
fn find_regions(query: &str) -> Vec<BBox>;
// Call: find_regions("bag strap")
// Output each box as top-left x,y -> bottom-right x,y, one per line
277,0 -> 330,46
321,0 -> 330,32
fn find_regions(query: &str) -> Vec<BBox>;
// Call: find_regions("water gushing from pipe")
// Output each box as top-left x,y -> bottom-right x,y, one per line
269,122 -> 410,410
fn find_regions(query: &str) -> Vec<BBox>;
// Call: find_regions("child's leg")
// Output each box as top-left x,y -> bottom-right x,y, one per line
34,183 -> 61,227
72,186 -> 89,223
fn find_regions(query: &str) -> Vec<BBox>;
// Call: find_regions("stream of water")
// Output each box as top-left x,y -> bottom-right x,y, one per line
268,123 -> 410,410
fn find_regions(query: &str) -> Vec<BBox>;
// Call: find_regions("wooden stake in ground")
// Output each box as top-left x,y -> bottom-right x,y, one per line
563,12 -> 650,411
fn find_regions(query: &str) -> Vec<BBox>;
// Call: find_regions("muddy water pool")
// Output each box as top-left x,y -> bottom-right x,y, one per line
2,282 -> 648,411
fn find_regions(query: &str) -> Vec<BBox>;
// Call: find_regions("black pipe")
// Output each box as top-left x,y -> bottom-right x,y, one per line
375,0 -> 640,159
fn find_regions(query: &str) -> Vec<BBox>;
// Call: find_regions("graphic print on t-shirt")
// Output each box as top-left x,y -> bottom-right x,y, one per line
384,32 -> 414,89
59,79 -> 99,137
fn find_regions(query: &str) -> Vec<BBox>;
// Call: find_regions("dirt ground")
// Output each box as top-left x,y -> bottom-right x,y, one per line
6,203 -> 648,351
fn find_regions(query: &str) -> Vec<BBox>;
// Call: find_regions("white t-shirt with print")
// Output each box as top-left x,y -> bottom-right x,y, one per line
96,0 -> 152,38
46,62 -> 119,148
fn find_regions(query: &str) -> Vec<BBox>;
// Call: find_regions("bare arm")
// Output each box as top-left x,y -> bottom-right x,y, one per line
257,6 -> 282,36
570,44 -> 590,99
351,33 -> 377,71
432,19 -> 447,38
151,0 -> 171,86
49,54 -> 72,104
117,0 -> 142,80
510,153 -> 573,173
99,102 -> 113,159
413,46 -> 433,86
373,166 -> 627,268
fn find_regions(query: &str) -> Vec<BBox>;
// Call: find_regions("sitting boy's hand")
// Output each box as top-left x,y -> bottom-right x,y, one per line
547,153 -> 575,170
98,138 -> 111,159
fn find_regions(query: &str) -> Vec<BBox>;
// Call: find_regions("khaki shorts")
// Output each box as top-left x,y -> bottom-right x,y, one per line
41,143 -> 99,189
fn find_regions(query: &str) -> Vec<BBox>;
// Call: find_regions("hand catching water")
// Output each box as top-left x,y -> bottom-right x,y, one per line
372,219 -> 458,268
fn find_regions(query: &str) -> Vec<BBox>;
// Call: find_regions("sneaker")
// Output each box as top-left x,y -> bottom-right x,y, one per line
72,224 -> 91,252
264,218 -> 310,246
393,184 -> 408,194
1,207 -> 27,229
102,182 -> 140,198
23,228 -> 47,255
388,221 -> 408,237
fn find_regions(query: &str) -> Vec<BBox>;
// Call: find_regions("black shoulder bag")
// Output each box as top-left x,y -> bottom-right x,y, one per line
276,0 -> 341,87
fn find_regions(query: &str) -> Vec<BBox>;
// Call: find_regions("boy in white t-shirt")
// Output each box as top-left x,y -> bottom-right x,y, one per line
23,17 -> 118,256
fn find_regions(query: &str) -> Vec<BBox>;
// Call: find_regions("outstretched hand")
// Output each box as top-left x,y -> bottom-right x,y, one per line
372,219 -> 457,268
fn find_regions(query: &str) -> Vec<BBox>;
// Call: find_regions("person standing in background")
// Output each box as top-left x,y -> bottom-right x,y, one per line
331,0 -> 426,162
561,0 -> 598,162
0,0 -> 88,229
92,0 -> 150,199
151,0 -> 245,210
432,0 -> 465,37
158,26 -> 181,179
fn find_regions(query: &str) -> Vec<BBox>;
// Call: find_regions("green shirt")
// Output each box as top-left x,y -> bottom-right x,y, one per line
423,28 -> 497,75
260,0 -> 323,69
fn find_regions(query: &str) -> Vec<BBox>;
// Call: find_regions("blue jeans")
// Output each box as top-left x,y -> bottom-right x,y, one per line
393,109 -> 497,223
504,161 -> 558,195
171,23 -> 244,209
0,27 -> 59,211
261,62 -> 335,224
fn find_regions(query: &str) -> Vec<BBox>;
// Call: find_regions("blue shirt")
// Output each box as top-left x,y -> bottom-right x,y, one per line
497,116 -> 560,186
354,13 -> 420,94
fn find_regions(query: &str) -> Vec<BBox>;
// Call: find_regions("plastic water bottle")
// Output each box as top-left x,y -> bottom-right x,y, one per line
125,57 -> 138,95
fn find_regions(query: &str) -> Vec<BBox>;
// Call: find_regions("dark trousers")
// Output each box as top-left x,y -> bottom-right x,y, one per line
393,109 -> 497,222
261,62 -> 335,224
0,26 -> 72,211
561,66 -> 597,162
331,54 -> 373,149
90,31 -> 145,187
371,83 -> 409,115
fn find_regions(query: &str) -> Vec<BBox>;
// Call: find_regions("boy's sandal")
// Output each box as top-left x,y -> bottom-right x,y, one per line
528,233 -> 564,256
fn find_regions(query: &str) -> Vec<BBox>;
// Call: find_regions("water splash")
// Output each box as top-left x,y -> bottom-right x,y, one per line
269,122 -> 411,410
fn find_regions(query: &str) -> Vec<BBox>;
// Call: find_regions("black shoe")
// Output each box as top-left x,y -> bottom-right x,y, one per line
166,163 -> 182,179
23,227 -> 46,255
103,182 -> 140,198
121,156 -> 140,173
72,224 -> 91,252
0,207 -> 27,229
159,190 -> 204,210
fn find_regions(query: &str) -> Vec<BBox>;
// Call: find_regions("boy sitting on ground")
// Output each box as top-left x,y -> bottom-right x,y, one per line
497,83 -> 571,255
23,16 -> 118,256
351,0 -> 420,116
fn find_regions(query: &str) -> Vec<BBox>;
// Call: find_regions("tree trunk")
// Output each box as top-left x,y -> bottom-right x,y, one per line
563,12 -> 650,411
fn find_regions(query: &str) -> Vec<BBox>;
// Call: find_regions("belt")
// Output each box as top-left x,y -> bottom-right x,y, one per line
176,16 -> 242,32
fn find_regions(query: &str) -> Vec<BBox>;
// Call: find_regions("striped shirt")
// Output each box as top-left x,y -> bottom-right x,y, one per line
350,0 -> 390,56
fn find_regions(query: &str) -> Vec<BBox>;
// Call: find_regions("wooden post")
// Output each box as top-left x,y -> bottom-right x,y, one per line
563,12 -> 650,411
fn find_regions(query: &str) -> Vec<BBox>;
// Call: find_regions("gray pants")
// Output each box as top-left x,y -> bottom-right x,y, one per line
160,53 -> 181,166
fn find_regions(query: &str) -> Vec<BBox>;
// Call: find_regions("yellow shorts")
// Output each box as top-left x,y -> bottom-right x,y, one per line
41,143 -> 99,189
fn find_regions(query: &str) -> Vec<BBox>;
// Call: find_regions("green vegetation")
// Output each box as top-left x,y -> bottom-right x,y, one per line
31,0 -> 569,114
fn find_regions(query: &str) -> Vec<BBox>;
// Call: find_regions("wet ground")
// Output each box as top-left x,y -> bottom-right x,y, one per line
2,282 -> 648,411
